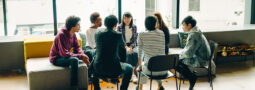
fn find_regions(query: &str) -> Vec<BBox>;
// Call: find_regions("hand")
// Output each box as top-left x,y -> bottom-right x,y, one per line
136,66 -> 142,72
127,47 -> 133,53
82,54 -> 90,65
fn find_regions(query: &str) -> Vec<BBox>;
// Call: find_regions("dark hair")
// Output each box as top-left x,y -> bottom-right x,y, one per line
182,16 -> 197,27
104,15 -> 118,29
90,12 -> 100,23
145,16 -> 157,31
121,12 -> 133,28
65,16 -> 80,31
154,12 -> 169,30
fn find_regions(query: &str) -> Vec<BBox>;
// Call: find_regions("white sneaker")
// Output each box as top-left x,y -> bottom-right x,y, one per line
132,76 -> 138,84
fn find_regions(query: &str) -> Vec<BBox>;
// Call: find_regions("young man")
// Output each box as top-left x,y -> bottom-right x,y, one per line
90,15 -> 133,90
176,16 -> 211,90
49,16 -> 90,88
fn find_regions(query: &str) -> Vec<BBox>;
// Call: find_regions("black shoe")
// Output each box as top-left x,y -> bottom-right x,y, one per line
189,75 -> 197,90
159,86 -> 165,90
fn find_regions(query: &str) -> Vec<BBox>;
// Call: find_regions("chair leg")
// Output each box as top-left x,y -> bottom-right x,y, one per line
179,76 -> 182,90
117,82 -> 119,90
137,72 -> 141,89
175,71 -> 179,90
91,83 -> 93,90
150,79 -> 152,90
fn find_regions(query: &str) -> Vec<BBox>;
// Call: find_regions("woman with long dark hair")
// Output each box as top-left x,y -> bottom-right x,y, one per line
117,12 -> 138,83
154,12 -> 170,55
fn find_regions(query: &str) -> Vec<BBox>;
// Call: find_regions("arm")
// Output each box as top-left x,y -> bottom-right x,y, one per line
73,34 -> 84,55
164,27 -> 170,45
119,34 -> 127,62
137,33 -> 143,72
117,26 -> 121,32
57,34 -> 83,59
130,26 -> 138,48
180,33 -> 200,59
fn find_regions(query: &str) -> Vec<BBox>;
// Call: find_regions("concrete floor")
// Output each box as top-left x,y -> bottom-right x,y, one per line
1,60 -> 255,90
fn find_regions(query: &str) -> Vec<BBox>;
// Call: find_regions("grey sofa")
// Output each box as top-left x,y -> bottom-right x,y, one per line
0,36 -> 24,71
26,57 -> 88,90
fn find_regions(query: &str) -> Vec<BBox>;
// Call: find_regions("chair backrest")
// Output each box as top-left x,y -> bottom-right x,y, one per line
147,54 -> 179,72
209,40 -> 218,61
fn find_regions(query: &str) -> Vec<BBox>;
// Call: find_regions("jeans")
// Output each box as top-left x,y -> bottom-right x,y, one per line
53,57 -> 79,86
92,63 -> 133,90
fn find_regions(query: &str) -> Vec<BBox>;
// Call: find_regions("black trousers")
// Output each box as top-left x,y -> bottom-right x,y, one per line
175,60 -> 197,85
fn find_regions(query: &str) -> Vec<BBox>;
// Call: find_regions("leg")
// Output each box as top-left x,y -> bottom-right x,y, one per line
155,80 -> 163,90
84,50 -> 93,62
54,57 -> 79,86
92,76 -> 100,90
120,63 -> 133,90
175,60 -> 197,90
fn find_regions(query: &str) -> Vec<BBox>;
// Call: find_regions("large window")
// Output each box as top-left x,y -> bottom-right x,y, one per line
155,0 -> 173,29
0,0 -> 4,36
57,0 -> 118,33
180,0 -> 245,31
122,0 -> 145,32
6,0 -> 53,36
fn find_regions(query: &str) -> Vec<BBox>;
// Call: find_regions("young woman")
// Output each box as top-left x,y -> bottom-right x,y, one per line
117,12 -> 138,83
154,12 -> 170,55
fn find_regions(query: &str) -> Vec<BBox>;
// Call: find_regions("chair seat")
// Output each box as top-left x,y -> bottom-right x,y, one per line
143,71 -> 174,80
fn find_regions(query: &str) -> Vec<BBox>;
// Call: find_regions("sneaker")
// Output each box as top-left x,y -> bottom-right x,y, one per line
158,86 -> 165,90
189,75 -> 197,90
133,77 -> 138,84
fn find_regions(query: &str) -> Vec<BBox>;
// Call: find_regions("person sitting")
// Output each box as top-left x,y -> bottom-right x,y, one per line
176,16 -> 211,90
49,16 -> 90,89
136,16 -> 167,90
117,12 -> 138,83
154,12 -> 170,55
84,12 -> 102,62
90,15 -> 133,90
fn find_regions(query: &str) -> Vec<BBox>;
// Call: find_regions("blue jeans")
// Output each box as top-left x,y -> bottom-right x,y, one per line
53,57 -> 79,86
92,63 -> 133,90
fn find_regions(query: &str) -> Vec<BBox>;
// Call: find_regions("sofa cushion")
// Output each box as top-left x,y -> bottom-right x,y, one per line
178,32 -> 188,48
26,57 -> 88,90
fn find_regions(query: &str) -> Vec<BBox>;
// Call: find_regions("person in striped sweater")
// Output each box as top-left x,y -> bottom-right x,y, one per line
136,16 -> 167,90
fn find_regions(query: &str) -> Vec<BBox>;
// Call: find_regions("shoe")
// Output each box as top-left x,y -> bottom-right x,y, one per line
130,74 -> 136,82
133,77 -> 138,84
158,86 -> 164,90
189,75 -> 197,90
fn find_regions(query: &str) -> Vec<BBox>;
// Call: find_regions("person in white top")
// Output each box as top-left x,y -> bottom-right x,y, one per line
117,12 -> 138,83
84,12 -> 102,62
86,12 -> 102,49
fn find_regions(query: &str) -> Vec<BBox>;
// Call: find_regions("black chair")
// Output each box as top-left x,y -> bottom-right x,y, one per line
90,72 -> 120,90
137,54 -> 179,90
178,40 -> 218,90
207,40 -> 218,90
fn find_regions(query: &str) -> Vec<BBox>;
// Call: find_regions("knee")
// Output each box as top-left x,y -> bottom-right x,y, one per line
126,64 -> 133,72
70,57 -> 79,64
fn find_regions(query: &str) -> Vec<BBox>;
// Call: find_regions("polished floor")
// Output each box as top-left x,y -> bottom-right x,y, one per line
1,60 -> 255,90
